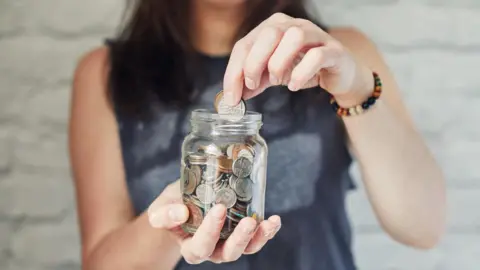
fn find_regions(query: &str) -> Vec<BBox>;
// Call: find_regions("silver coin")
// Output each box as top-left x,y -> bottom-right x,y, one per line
213,175 -> 226,191
215,188 -> 237,209
237,149 -> 254,161
217,95 -> 246,122
228,174 -> 237,189
234,177 -> 253,202
195,184 -> 215,205
188,153 -> 208,165
222,180 -> 229,189
232,156 -> 252,178
183,165 -> 200,195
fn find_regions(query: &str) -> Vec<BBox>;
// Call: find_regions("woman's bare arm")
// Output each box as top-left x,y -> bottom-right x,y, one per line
331,28 -> 447,249
69,47 -> 182,270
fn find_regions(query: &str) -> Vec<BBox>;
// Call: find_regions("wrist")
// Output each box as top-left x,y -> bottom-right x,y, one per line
332,66 -> 375,108
329,69 -> 382,117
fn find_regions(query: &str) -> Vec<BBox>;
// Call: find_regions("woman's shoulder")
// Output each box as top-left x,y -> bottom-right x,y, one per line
74,46 -> 110,83
71,46 -> 113,121
72,46 -> 113,106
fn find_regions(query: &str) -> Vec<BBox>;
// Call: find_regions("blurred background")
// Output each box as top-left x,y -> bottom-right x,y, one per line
0,0 -> 479,269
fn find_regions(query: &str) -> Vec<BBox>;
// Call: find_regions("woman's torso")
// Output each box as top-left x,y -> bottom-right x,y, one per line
110,50 -> 357,270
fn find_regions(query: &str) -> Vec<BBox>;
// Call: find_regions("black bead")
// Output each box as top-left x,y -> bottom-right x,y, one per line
332,103 -> 340,111
362,102 -> 370,109
367,97 -> 376,105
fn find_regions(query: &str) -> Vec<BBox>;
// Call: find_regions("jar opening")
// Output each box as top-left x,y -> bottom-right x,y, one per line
191,109 -> 262,124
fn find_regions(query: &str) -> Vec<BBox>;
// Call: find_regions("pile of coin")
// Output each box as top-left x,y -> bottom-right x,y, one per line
214,90 -> 247,122
181,141 -> 259,239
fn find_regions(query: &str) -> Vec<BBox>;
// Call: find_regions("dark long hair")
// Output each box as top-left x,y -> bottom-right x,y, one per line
107,0 -> 325,119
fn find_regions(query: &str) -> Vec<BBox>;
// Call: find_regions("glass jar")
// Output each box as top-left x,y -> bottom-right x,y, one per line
180,109 -> 267,239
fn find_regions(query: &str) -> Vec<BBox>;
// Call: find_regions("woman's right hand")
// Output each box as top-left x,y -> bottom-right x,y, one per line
147,180 -> 282,265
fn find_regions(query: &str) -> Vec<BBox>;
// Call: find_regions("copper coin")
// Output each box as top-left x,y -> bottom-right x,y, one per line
218,156 -> 233,173
185,201 -> 204,227
232,144 -> 254,160
182,165 -> 200,195
191,195 -> 205,209
235,201 -> 248,211
214,91 -> 223,112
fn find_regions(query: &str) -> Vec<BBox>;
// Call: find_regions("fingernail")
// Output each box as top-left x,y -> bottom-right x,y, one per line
169,205 -> 187,222
223,91 -> 235,106
211,205 -> 226,219
264,224 -> 281,238
288,82 -> 298,91
245,77 -> 257,90
264,230 -> 275,238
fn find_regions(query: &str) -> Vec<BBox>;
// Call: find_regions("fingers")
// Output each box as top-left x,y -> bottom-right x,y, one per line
267,25 -> 324,87
289,46 -> 338,91
267,26 -> 305,86
244,215 -> 282,255
224,14 -> 335,103
223,13 -> 293,105
211,217 -> 258,262
243,26 -> 283,90
242,72 -> 271,101
181,204 -> 227,264
147,203 -> 189,229
223,40 -> 251,106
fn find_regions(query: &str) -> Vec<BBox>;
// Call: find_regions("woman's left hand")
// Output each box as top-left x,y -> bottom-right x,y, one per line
223,12 -> 374,107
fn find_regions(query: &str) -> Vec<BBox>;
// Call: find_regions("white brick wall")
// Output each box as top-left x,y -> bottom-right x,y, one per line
0,0 -> 478,269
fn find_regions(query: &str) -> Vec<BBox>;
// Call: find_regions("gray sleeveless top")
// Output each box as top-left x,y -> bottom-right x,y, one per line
112,52 -> 357,270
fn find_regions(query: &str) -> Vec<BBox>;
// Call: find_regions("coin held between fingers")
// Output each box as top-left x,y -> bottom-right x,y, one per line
223,90 -> 236,106
214,90 -> 246,121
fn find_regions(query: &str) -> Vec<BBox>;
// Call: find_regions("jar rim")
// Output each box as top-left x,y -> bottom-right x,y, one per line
191,109 -> 262,123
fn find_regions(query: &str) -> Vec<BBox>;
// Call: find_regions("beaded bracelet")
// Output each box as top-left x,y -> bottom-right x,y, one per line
329,71 -> 383,117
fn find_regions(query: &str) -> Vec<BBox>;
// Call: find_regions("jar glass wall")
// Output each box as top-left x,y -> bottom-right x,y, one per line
180,109 -> 267,239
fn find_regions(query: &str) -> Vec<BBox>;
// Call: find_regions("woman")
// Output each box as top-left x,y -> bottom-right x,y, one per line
69,0 -> 446,269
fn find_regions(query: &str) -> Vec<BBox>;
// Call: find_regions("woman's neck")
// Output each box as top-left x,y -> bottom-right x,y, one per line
190,1 -> 246,56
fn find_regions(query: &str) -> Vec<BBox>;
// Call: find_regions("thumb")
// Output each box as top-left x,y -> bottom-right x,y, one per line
147,203 -> 189,229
